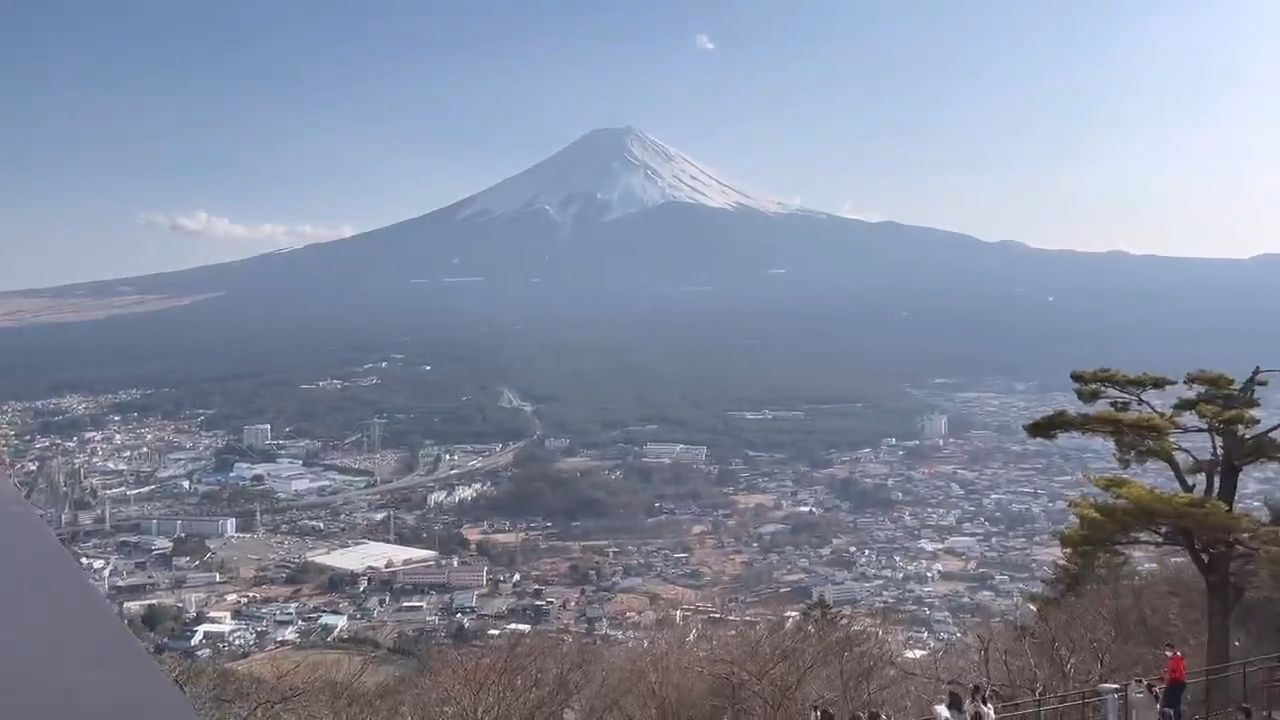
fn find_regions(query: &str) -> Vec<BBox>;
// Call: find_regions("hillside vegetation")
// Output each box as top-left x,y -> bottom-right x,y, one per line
168,560 -> 1280,720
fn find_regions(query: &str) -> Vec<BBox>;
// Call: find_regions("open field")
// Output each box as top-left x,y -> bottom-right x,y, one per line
0,292 -> 220,328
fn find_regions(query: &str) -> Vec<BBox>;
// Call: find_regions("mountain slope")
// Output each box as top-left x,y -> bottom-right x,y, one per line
1,127 -> 1276,402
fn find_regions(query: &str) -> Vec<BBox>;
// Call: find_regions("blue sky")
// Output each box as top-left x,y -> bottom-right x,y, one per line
3,1 -> 1277,290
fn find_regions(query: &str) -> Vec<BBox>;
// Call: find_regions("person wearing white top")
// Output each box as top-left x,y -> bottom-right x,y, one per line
934,690 -> 967,720
966,684 -> 996,720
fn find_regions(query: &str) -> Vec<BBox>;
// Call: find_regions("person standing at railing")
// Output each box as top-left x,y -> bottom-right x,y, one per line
965,684 -> 996,720
1160,642 -> 1187,720
811,704 -> 836,720
934,690 -> 967,720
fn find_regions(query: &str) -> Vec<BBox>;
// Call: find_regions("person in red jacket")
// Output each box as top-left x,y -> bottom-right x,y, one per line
1161,642 -> 1188,720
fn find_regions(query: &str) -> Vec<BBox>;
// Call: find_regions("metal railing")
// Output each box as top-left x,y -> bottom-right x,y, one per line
920,653 -> 1280,720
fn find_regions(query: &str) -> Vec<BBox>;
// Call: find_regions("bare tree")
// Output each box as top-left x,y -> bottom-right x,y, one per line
408,635 -> 590,720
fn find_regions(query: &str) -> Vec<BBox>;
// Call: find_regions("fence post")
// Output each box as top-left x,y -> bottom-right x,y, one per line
1097,684 -> 1121,720
1267,665 -> 1276,720
1240,660 -> 1248,707
1203,669 -> 1211,720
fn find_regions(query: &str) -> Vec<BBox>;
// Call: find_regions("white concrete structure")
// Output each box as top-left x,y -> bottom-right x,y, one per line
966,430 -> 999,446
943,536 -> 979,552
232,459 -> 328,494
308,541 -> 440,572
233,458 -> 304,480
642,442 -> 708,463
266,475 -> 312,494
182,572 -> 222,587
385,563 -> 489,588
918,413 -> 949,440
242,424 -> 272,450
170,622 -> 254,650
317,614 -> 348,639
811,582 -> 864,605
139,516 -> 236,538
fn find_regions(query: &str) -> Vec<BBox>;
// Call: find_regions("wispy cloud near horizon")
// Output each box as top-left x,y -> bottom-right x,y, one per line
140,210 -> 354,244
694,33 -> 716,51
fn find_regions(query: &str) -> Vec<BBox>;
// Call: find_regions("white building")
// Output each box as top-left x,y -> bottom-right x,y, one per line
182,572 -> 222,587
232,459 -> 327,494
267,475 -> 313,494
810,582 -> 862,605
168,622 -> 254,651
918,413 -> 949,440
642,442 -> 708,464
385,562 -> 489,588
966,430 -> 1000,446
316,614 -> 348,640
139,516 -> 236,538
242,423 -> 272,450
308,541 -> 440,572
943,536 -> 979,552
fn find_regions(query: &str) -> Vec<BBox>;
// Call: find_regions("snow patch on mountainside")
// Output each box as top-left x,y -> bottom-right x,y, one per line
455,126 -> 799,223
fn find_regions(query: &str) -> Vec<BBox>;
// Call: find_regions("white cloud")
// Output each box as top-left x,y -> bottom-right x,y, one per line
694,33 -> 716,51
141,210 -> 354,244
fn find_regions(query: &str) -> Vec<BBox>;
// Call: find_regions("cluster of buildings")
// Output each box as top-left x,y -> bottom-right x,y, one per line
6,379 -> 1279,663
231,459 -> 340,494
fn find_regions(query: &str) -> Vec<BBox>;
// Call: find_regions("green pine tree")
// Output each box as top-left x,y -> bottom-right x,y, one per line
1026,367 -> 1280,673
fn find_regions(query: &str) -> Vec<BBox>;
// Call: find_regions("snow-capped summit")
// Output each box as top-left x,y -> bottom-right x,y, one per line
455,126 -> 795,223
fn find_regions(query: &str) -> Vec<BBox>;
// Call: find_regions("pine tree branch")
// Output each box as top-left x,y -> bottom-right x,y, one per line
1157,454 -> 1196,494
1090,379 -> 1166,414
1246,421 -> 1280,442
1174,528 -> 1210,575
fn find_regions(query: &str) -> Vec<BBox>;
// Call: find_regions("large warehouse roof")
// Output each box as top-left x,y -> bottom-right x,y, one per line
308,541 -> 439,571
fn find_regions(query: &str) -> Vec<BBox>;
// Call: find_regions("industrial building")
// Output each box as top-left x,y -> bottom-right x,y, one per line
383,562 -> 489,589
167,622 -> 254,651
308,541 -> 439,572
242,424 -> 272,450
137,517 -> 236,538
810,582 -> 863,605
231,459 -> 328,494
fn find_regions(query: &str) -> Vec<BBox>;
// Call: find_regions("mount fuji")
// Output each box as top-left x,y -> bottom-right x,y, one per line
450,126 -> 796,223
1,127 -> 1278,400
